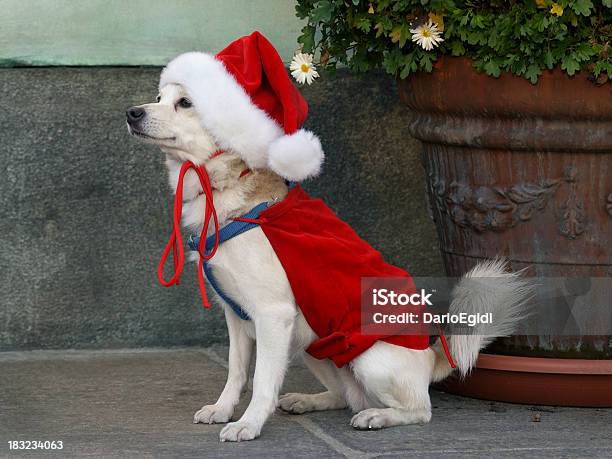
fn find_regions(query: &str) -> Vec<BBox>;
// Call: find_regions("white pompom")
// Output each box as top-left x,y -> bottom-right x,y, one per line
267,129 -> 324,182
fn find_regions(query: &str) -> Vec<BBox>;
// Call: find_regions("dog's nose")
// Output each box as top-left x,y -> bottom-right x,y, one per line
126,107 -> 145,123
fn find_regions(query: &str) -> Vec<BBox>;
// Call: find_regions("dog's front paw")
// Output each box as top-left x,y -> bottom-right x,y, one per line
193,404 -> 232,424
219,420 -> 261,442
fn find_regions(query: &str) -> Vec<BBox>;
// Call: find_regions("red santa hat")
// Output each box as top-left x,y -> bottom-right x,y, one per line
159,31 -> 324,181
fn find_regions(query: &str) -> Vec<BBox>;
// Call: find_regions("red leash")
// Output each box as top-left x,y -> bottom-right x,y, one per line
158,160 -> 220,309
437,325 -> 457,369
157,151 -> 251,309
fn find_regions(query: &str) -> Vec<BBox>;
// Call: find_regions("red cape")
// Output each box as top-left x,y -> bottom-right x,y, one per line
257,185 -> 429,368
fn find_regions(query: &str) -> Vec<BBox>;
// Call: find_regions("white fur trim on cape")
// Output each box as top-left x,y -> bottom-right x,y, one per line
267,129 -> 324,181
160,52 -> 283,170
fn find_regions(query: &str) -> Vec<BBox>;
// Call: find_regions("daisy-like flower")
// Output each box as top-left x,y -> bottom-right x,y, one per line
410,20 -> 444,51
290,52 -> 319,85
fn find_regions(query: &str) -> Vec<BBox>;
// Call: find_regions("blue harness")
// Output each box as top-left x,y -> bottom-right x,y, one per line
187,202 -> 271,321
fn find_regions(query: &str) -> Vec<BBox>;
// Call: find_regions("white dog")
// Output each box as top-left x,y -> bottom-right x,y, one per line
127,83 -> 531,442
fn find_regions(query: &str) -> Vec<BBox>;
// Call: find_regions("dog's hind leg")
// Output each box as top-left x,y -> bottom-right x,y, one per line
279,353 -> 348,414
349,342 -> 434,430
194,307 -> 254,424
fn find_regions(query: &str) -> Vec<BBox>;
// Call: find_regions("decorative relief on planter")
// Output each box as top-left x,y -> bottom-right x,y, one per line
558,166 -> 585,240
427,165 -> 590,237
427,174 -> 561,233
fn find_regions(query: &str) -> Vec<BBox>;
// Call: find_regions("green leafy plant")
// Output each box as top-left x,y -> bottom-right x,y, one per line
296,0 -> 612,83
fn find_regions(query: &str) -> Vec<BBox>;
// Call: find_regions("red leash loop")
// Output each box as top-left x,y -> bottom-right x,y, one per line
232,217 -> 265,224
157,150 -> 251,310
157,160 -> 220,309
436,324 -> 456,369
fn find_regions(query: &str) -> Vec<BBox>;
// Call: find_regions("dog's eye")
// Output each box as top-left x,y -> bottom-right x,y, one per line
156,95 -> 161,103
177,98 -> 192,109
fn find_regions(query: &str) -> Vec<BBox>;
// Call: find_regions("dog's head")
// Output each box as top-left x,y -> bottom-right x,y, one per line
126,84 -> 216,163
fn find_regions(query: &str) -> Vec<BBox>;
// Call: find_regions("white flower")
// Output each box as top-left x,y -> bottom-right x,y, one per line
410,21 -> 444,51
290,52 -> 319,85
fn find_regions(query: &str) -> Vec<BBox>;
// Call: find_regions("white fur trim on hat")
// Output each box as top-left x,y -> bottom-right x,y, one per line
160,52 -> 282,170
267,129 -> 324,181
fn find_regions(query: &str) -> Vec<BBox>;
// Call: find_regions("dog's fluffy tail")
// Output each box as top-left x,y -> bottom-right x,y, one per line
431,259 -> 533,382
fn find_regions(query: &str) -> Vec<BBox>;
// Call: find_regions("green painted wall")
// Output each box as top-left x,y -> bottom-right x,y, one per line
0,0 -> 304,66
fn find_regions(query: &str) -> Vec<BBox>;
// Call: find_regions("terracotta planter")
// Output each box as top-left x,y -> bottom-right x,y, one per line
438,353 -> 612,407
398,57 -> 611,405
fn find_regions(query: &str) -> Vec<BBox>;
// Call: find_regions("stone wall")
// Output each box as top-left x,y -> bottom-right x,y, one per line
0,68 -> 443,350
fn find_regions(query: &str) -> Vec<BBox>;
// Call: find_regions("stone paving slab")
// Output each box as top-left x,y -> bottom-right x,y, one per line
1,348 -> 610,458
